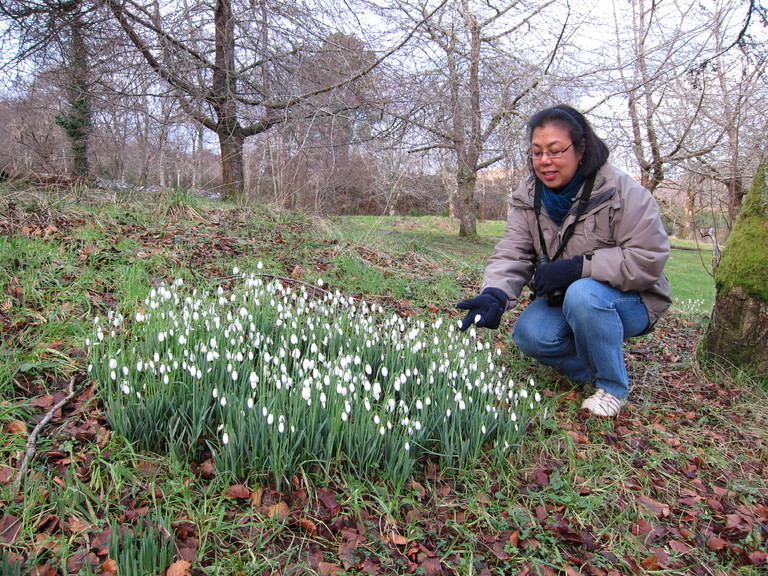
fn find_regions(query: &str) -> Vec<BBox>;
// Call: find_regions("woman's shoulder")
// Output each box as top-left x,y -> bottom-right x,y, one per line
510,174 -> 536,206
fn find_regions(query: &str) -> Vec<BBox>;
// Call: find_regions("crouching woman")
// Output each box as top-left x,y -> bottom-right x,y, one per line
457,105 -> 672,417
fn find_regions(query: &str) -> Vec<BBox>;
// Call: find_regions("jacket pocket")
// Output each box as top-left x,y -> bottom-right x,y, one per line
582,206 -> 617,249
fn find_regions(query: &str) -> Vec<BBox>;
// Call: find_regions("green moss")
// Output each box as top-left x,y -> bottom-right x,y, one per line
714,164 -> 768,301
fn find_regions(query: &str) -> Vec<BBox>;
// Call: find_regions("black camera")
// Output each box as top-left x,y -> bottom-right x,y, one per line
535,253 -> 565,306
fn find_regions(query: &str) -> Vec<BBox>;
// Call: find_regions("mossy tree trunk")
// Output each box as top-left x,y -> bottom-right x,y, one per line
54,8 -> 92,180
699,163 -> 768,377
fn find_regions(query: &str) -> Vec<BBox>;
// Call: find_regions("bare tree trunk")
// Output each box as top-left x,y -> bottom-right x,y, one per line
213,0 -> 245,199
457,164 -> 478,237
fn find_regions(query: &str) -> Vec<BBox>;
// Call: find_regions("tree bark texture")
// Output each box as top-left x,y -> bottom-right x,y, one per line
700,163 -> 768,377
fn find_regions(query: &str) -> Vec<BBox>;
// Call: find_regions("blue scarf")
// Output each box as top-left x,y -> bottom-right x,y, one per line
541,168 -> 586,226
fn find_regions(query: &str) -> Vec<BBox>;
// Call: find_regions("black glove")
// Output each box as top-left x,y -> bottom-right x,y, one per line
532,255 -> 583,297
456,287 -> 508,331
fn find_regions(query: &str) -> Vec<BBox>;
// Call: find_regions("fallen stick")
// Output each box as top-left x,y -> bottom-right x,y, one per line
12,376 -> 77,497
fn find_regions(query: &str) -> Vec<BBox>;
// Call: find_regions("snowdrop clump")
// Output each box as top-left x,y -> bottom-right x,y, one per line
87,266 -> 540,490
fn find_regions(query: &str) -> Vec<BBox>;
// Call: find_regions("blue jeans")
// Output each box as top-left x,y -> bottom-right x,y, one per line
513,278 -> 649,399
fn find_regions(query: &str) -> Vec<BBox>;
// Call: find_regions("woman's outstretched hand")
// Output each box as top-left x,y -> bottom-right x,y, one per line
456,287 -> 508,331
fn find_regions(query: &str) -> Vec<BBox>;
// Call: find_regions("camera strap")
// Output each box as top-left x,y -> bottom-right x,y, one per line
533,172 -> 596,262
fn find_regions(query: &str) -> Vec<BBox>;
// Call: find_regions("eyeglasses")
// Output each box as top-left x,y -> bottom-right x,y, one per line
528,143 -> 573,160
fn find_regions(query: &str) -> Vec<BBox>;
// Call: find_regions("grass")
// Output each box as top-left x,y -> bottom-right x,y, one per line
0,187 -> 765,576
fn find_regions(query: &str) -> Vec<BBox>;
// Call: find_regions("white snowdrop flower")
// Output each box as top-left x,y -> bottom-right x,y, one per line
109,358 -> 117,370
231,370 -> 238,381
262,406 -> 268,417
109,370 -> 116,381
153,352 -> 160,363
122,366 -> 129,376
387,398 -> 396,412
222,432 -> 229,445
97,332 -> 104,341
341,412 -> 348,422
535,392 -> 542,403
481,425 -> 487,434
247,398 -> 254,409
511,412 -> 518,422
220,396 -> 227,407
257,261 -> 263,270
278,421 -> 285,434
212,388 -> 218,398
379,426 -> 386,436
365,364 -> 372,376
320,392 -> 327,404
163,374 -> 170,385
158,332 -> 165,343
381,366 -> 388,378
459,400 -> 466,411
425,397 -> 432,406
446,408 -> 452,418
196,368 -> 202,379
121,382 -> 131,395
404,442 -> 410,451
373,414 -> 381,425
232,266 -> 239,275
267,413 -> 275,425
414,421 -> 422,431
317,278 -> 324,287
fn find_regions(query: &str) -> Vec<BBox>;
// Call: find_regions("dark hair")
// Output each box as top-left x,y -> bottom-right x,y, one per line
526,105 -> 609,176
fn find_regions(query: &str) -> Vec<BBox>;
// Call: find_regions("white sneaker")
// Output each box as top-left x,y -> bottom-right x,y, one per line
581,389 -> 626,417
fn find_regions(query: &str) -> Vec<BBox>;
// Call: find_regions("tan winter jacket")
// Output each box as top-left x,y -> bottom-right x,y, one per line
482,163 -> 672,332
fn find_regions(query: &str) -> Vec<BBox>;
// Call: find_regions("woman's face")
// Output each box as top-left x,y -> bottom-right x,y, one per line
530,123 -> 584,190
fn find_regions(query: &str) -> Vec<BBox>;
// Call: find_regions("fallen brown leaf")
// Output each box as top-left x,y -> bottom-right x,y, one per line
167,559 -> 192,576
318,561 -> 342,576
223,484 -> 251,499
0,515 -> 22,544
707,535 -> 727,550
4,420 -> 27,435
266,501 -> 290,519
641,555 -> 660,570
298,517 -> 318,535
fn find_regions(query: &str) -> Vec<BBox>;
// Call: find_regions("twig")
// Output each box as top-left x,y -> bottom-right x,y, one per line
12,376 -> 78,497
